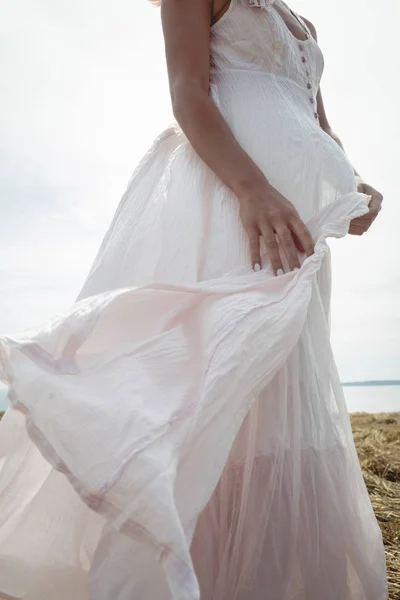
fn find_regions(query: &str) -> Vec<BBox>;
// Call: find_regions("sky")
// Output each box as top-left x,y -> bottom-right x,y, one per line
0,0 -> 399,387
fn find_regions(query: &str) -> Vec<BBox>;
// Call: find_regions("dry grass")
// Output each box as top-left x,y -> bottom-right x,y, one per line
0,410 -> 399,596
351,412 -> 400,600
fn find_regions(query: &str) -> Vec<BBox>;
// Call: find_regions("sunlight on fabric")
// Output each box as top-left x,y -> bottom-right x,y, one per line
0,0 -> 398,383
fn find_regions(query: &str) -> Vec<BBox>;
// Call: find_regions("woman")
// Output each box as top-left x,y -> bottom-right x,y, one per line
0,0 -> 388,598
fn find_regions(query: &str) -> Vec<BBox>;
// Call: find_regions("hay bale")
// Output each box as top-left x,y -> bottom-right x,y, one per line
351,412 -> 400,599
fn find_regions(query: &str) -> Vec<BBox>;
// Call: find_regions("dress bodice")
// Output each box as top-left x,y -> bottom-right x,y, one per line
210,0 -> 324,103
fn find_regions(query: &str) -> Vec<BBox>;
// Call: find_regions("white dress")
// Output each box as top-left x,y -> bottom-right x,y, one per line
0,1 -> 388,599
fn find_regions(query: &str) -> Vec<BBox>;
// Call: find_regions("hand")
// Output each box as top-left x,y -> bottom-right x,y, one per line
238,178 -> 315,275
349,182 -> 383,236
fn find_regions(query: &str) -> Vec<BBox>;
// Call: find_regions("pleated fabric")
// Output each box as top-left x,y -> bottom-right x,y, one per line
0,1 -> 388,599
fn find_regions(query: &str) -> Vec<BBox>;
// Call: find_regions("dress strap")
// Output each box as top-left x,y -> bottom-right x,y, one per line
212,0 -> 237,26
291,10 -> 312,38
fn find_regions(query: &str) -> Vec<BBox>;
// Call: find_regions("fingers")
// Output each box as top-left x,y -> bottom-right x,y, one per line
349,214 -> 370,234
274,224 -> 300,271
290,228 -> 306,253
368,192 -> 383,219
362,184 -> 383,203
360,184 -> 383,223
246,225 -> 262,271
246,224 -> 286,276
349,191 -> 383,235
241,193 -> 316,276
259,224 -> 284,275
288,217 -> 315,257
248,218 -> 314,275
349,223 -> 364,235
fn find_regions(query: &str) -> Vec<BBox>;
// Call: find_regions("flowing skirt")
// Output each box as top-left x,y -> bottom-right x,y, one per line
0,118 -> 388,599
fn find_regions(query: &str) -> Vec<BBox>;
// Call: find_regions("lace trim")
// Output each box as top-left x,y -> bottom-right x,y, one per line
247,0 -> 275,8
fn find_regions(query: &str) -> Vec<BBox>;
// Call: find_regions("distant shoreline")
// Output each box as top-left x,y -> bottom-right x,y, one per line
341,380 -> 400,387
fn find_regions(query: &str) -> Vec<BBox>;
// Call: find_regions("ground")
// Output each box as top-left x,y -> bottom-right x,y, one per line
0,410 -> 399,597
351,412 -> 400,600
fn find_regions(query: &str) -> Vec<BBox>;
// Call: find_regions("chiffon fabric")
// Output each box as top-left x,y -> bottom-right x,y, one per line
0,1 -> 388,599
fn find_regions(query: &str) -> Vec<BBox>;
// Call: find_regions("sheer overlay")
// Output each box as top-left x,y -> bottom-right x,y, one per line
0,1 -> 387,599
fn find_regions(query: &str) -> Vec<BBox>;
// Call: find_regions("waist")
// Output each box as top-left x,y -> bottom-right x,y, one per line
210,70 -> 320,125
210,68 -> 319,92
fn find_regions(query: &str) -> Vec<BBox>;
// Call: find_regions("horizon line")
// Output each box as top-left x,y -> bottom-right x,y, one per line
341,380 -> 400,387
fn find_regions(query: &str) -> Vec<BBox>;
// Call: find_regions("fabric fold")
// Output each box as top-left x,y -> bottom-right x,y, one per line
0,193 -> 371,600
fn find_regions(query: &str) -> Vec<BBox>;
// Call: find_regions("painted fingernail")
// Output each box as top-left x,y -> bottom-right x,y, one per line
254,263 -> 261,272
277,268 -> 284,276
293,267 -> 299,272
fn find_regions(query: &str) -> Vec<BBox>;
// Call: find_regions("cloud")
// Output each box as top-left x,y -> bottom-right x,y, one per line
0,0 -> 398,385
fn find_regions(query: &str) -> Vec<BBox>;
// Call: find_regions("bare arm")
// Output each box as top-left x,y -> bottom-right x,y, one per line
161,0 -> 265,199
161,0 -> 315,274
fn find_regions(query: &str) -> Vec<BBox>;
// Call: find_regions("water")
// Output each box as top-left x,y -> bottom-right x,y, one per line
1,383 -> 399,414
343,384 -> 400,414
